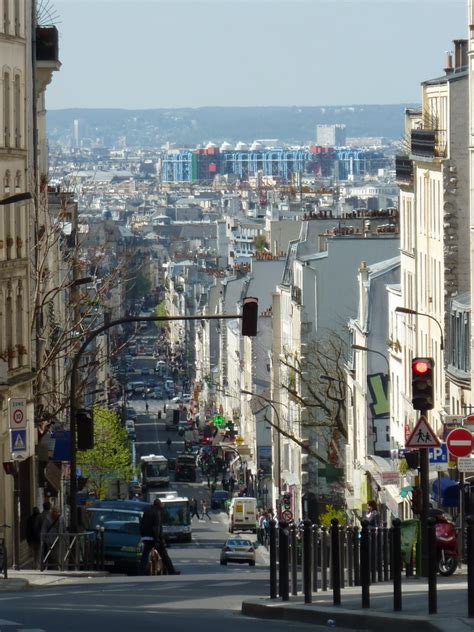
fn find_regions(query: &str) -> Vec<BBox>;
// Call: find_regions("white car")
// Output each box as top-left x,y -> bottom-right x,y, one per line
125,419 -> 136,440
182,394 -> 192,403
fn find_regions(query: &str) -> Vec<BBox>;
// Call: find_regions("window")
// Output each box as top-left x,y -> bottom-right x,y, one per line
3,71 -> 10,147
14,73 -> 20,148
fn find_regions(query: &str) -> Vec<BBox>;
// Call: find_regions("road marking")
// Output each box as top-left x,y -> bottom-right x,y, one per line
0,619 -> 22,625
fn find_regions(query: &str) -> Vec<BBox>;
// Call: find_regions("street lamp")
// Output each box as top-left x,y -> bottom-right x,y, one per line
0,192 -> 32,205
351,344 -> 390,377
395,306 -> 444,350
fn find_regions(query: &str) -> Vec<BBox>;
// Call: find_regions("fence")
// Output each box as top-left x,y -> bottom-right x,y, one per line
268,516 -> 474,617
40,527 -> 105,571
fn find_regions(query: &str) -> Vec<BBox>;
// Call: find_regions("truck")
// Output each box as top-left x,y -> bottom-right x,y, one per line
140,454 -> 170,489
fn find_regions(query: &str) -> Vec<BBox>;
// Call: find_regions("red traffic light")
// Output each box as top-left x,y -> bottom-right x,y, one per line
412,359 -> 431,375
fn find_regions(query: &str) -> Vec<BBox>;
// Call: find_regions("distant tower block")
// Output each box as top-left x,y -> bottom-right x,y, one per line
73,119 -> 80,148
316,124 -> 346,147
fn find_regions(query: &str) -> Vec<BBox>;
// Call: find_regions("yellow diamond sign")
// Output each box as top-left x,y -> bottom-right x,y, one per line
235,436 -> 245,445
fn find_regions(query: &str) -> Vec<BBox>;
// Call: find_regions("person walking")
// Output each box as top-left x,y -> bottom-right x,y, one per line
26,507 -> 40,569
35,501 -> 51,569
166,437 -> 172,451
139,499 -> 180,575
365,500 -> 381,527
201,499 -> 211,520
190,498 -> 200,520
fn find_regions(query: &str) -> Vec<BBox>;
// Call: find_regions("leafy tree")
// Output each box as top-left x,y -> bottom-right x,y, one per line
77,406 -> 133,499
154,300 -> 169,333
126,269 -> 151,302
254,234 -> 267,253
318,504 -> 347,528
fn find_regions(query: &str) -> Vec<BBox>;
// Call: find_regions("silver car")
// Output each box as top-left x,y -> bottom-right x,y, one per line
220,538 -> 256,566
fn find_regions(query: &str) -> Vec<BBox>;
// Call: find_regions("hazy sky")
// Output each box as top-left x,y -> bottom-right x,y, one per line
46,0 -> 466,110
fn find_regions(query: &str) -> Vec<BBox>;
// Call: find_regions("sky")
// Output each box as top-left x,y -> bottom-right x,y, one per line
46,0 -> 467,110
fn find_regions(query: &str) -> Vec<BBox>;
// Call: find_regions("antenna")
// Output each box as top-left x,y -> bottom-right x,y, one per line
36,0 -> 61,27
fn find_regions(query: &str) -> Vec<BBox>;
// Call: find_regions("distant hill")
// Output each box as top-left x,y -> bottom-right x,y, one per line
47,104 -> 417,147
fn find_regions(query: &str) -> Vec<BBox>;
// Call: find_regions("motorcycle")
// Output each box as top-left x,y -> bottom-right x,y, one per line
432,511 -> 458,576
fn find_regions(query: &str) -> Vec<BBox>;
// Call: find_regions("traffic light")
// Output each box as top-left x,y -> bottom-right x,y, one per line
241,297 -> 258,337
77,409 -> 94,451
411,357 -> 434,411
281,493 -> 291,511
411,487 -> 422,514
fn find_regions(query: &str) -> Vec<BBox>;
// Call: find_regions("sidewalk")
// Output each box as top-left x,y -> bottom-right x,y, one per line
242,571 -> 474,632
0,569 -> 110,590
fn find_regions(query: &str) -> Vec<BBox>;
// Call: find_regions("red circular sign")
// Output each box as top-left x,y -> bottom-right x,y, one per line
281,510 -> 293,522
446,428 -> 473,458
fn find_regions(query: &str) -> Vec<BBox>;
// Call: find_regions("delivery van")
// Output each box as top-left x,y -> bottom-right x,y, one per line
228,497 -> 257,533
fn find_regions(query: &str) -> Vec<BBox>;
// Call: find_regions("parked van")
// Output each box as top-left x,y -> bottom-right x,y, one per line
228,497 -> 257,534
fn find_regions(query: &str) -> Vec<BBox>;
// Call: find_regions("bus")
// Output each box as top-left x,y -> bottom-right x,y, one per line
140,454 -> 170,489
161,496 -> 192,543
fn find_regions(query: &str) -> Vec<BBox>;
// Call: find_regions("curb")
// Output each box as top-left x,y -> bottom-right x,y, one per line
0,579 -> 30,592
241,600 -> 473,632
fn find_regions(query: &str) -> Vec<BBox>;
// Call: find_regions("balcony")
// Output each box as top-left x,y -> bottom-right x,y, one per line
291,286 -> 302,305
411,129 -> 446,159
36,26 -> 59,63
395,155 -> 413,184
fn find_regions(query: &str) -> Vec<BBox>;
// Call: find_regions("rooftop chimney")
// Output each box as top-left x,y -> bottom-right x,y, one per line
444,51 -> 453,75
453,39 -> 468,69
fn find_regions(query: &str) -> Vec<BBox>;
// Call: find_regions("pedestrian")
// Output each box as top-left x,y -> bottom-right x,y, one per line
35,501 -> 51,569
166,437 -> 172,451
201,499 -> 211,520
26,507 -> 40,569
139,499 -> 180,575
190,498 -> 200,520
41,506 -> 67,569
228,475 -> 235,494
365,500 -> 381,527
145,401 -> 149,413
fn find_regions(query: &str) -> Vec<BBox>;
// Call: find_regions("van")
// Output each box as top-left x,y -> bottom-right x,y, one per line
228,497 -> 257,534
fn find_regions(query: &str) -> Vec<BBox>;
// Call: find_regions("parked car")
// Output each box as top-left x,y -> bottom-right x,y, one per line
220,538 -> 256,566
153,386 -> 163,399
126,407 -> 137,421
125,420 -> 136,440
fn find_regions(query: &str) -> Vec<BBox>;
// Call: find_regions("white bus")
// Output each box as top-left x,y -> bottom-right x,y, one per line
140,454 -> 170,489
161,496 -> 192,543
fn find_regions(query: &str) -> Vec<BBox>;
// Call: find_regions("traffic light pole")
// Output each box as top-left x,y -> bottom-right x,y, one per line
69,312 -> 251,532
420,435 -> 430,578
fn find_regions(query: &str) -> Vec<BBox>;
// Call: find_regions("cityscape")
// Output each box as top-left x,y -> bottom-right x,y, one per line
0,0 -> 472,631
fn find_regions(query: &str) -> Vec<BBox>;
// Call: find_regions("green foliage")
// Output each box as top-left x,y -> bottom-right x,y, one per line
154,300 -> 169,332
254,234 -> 267,253
77,406 -> 133,499
126,269 -> 151,302
318,504 -> 347,528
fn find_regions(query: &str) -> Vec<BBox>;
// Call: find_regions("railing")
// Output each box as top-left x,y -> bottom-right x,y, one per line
40,528 -> 105,572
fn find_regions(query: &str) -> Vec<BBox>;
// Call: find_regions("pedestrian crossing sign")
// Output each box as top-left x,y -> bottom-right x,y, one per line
10,428 -> 27,454
405,415 -> 440,449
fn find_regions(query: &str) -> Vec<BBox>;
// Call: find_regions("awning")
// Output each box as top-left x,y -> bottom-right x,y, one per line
380,484 -> 404,518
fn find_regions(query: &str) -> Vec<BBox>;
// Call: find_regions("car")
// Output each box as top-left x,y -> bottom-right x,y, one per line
125,419 -> 136,440
220,538 -> 256,566
211,490 -> 230,510
153,386 -> 163,399
182,394 -> 192,403
126,407 -> 137,421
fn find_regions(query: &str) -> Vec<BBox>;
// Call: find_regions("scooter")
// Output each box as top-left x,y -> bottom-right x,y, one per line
434,512 -> 458,576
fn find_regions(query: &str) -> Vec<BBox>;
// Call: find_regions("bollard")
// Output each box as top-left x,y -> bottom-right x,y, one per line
100,527 -> 105,571
312,525 -> 319,592
360,519 -> 370,608
278,521 -> 290,601
330,518 -> 341,606
290,523 -> 298,596
321,527 -> 328,591
347,527 -> 353,586
303,519 -> 312,604
339,527 -> 345,589
269,519 -> 277,599
370,527 -> 377,583
467,515 -> 474,617
427,517 -> 437,615
391,518 -> 402,612
353,526 -> 360,586
388,528 -> 393,581
94,526 -> 100,571
383,525 -> 390,582
377,527 -> 383,582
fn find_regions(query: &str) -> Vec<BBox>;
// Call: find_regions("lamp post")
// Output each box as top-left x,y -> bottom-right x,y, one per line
351,344 -> 390,377
395,306 -> 444,350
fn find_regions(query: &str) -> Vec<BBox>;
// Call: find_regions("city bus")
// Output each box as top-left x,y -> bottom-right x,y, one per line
161,496 -> 192,543
140,454 -> 170,489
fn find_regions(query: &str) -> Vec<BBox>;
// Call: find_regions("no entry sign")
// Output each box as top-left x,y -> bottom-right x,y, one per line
446,428 -> 473,458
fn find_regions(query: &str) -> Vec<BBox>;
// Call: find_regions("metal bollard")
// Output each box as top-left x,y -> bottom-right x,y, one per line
427,517 -> 437,615
347,527 -> 353,586
278,521 -> 290,601
339,527 -> 345,589
94,526 -> 100,571
383,526 -> 390,582
312,525 -> 319,592
290,523 -> 298,596
100,527 -> 105,571
370,527 -> 377,583
303,519 -> 312,604
321,527 -> 328,591
330,518 -> 341,606
377,527 -> 383,582
353,526 -> 360,586
391,518 -> 402,612
269,519 -> 277,599
360,519 -> 370,608
467,515 -> 474,617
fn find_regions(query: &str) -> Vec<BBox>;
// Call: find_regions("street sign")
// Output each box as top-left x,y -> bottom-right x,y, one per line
381,471 -> 400,485
457,457 -> 474,472
446,428 -> 473,458
405,415 -> 440,449
429,444 -> 448,471
281,510 -> 293,522
10,429 -> 27,454
235,436 -> 245,445
8,397 -> 27,430
443,416 -> 465,440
